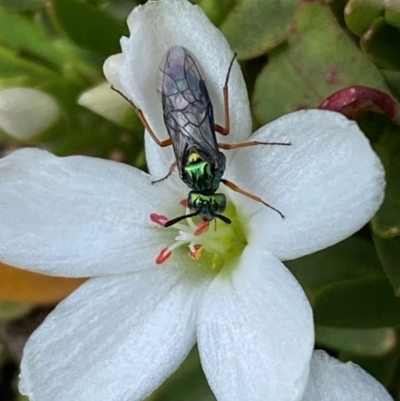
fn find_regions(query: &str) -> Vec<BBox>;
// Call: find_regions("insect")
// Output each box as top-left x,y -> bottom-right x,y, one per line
116,45 -> 290,227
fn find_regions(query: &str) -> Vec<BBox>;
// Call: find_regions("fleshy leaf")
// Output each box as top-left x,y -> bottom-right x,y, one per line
253,0 -> 389,124
220,0 -> 298,59
151,347 -> 216,401
0,0 -> 43,10
319,85 -> 400,125
325,0 -> 348,25
344,0 -> 384,37
316,326 -> 397,356
383,70 -> 400,102
199,0 -> 235,26
385,0 -> 400,29
314,277 -> 400,328
49,0 -> 128,57
371,125 -> 400,238
360,17 -> 400,71
0,45 -> 59,85
286,236 -> 383,291
372,233 -> 400,296
0,8 -> 64,68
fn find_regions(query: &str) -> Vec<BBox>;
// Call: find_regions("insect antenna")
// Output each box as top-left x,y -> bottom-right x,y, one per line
215,214 -> 232,225
164,210 -> 201,228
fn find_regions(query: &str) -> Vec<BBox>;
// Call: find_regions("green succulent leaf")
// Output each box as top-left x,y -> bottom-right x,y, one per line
372,233 -> 400,296
0,8 -> 65,69
49,0 -> 128,57
344,0 -> 384,37
371,124 -> 400,238
0,45 -> 60,86
151,347 -> 216,401
220,0 -> 299,59
316,326 -> 397,356
385,0 -> 400,29
199,0 -> 236,26
325,0 -> 348,26
286,236 -> 383,291
383,70 -> 400,102
360,17 -> 400,71
0,0 -> 44,10
314,277 -> 400,328
253,0 -> 388,125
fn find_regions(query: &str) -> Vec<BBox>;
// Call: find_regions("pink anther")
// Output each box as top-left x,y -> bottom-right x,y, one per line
194,220 -> 210,236
150,213 -> 169,226
156,247 -> 172,264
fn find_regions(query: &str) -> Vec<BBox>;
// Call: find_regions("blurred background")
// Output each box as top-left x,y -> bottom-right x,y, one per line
0,0 -> 399,400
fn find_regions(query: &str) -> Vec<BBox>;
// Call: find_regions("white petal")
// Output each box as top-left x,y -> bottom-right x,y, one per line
104,0 -> 251,176
103,53 -> 124,93
0,148 -> 173,276
302,350 -> 393,401
143,131 -> 175,179
227,110 -> 385,260
0,88 -> 60,139
20,265 -> 209,401
197,246 -> 314,401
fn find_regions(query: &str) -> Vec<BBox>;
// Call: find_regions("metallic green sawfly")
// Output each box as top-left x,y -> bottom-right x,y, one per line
118,45 -> 290,227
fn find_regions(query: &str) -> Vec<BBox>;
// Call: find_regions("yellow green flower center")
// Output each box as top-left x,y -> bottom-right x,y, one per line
150,200 -> 246,272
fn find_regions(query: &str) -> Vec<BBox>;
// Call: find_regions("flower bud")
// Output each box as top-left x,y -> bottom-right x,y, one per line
0,87 -> 60,139
78,81 -> 137,129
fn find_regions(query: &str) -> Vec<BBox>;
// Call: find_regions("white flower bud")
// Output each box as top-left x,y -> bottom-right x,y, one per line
78,81 -> 136,129
0,87 -> 60,139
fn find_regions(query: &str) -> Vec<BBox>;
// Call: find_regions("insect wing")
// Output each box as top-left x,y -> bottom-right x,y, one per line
158,46 -> 221,173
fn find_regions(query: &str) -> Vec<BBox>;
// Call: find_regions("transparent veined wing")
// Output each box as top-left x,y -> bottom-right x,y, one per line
158,46 -> 222,174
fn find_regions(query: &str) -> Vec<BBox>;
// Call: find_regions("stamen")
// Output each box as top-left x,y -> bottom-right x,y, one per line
156,247 -> 172,264
194,220 -> 209,236
150,213 -> 169,226
150,205 -> 234,265
189,244 -> 203,260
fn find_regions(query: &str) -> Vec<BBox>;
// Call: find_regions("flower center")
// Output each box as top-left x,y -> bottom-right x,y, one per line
150,200 -> 246,271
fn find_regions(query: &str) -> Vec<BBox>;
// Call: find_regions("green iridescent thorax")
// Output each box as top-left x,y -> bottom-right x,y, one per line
183,151 -> 223,193
188,192 -> 227,222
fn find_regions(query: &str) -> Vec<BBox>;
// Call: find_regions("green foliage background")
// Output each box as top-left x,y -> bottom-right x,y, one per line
0,0 -> 399,400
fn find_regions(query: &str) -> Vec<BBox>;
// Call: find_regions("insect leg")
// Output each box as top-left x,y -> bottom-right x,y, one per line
152,161 -> 178,184
218,141 -> 291,150
221,179 -> 285,219
111,85 -> 172,148
214,53 -> 236,136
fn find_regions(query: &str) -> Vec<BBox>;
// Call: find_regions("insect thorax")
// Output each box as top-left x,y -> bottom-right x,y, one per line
183,151 -> 223,193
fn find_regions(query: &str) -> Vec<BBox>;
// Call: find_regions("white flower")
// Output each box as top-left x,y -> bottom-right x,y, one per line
303,350 -> 393,401
0,87 -> 60,139
0,1 -> 384,401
